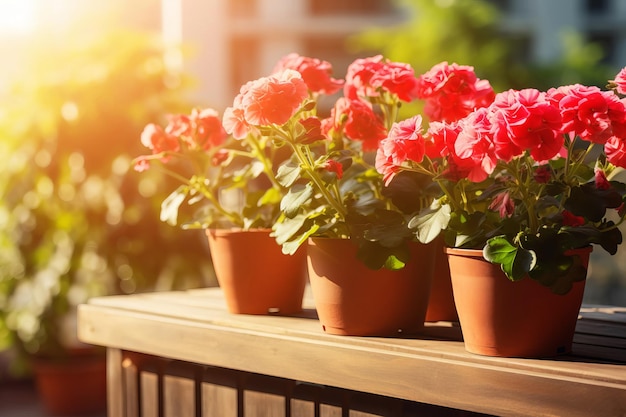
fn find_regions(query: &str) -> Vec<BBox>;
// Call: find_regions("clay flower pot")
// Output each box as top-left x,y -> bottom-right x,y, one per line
446,246 -> 591,358
307,237 -> 435,336
31,348 -> 107,416
424,237 -> 457,322
206,228 -> 307,315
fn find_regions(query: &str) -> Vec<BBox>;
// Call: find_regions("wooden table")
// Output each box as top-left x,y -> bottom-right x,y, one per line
78,287 -> 626,417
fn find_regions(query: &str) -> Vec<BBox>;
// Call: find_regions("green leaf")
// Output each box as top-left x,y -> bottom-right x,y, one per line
160,186 -> 188,226
276,162 -> 302,188
271,214 -> 320,255
408,203 -> 451,244
280,183 -> 314,217
484,236 -> 536,281
384,255 -> 407,270
258,187 -> 282,207
271,214 -> 309,245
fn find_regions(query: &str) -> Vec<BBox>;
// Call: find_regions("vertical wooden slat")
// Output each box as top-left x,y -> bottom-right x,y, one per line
140,368 -> 160,417
290,382 -> 318,417
202,366 -> 239,417
242,374 -> 287,417
107,348 -> 125,417
163,361 -> 199,417
318,386 -> 346,417
121,352 -> 139,417
244,391 -> 286,417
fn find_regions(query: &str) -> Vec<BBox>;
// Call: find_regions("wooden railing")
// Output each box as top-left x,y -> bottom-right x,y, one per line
78,287 -> 626,417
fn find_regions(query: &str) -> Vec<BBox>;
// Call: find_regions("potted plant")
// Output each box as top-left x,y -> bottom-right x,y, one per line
134,104 -> 309,315
219,54 -> 438,335
376,62 -> 626,357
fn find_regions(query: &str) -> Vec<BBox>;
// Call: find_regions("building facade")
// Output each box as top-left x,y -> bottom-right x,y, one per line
165,0 -> 626,109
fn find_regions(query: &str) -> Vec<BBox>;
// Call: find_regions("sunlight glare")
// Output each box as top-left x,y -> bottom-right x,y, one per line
0,0 -> 36,35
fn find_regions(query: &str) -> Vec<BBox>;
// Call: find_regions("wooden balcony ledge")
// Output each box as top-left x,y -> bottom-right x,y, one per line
78,287 -> 626,417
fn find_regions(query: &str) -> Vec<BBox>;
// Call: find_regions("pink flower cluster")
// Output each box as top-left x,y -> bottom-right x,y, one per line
416,62 -> 495,123
377,64 -> 626,185
135,108 -> 226,171
344,55 -> 420,102
222,69 -> 309,140
222,54 -> 422,154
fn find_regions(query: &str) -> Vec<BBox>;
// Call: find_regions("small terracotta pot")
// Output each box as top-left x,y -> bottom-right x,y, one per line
307,238 -> 435,336
424,237 -> 458,322
31,349 -> 107,416
206,228 -> 307,315
446,246 -> 591,358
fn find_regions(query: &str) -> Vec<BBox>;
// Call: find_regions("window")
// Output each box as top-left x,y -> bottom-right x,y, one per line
585,0 -> 610,14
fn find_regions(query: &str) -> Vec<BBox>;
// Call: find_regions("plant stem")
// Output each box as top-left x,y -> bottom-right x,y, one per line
246,134 -> 283,191
287,140 -> 347,219
194,175 -> 244,228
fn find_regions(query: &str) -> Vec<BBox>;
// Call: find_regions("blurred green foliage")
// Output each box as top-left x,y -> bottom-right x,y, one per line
0,29 -> 214,370
350,0 -> 617,95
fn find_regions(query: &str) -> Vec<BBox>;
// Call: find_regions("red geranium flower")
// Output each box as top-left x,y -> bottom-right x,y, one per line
605,136 -> 626,168
613,67 -> 626,95
454,107 -> 498,182
548,84 -> 616,145
188,108 -> 227,150
417,62 -> 495,123
376,116 -> 427,184
323,160 -> 344,179
241,69 -> 309,127
594,168 -> 611,190
140,123 -> 179,155
489,191 -> 515,218
223,70 -> 309,139
330,97 -> 387,151
274,53 -> 344,95
344,55 -> 419,102
490,89 -> 562,163
562,210 -> 585,227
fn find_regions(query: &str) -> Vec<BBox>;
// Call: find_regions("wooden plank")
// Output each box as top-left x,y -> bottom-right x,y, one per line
290,382 -> 318,417
163,361 -> 198,417
122,352 -> 139,417
78,290 -> 626,417
140,371 -> 159,417
79,302 -> 626,382
574,320 -> 626,339
242,374 -> 287,417
107,348 -> 124,417
201,366 -> 239,417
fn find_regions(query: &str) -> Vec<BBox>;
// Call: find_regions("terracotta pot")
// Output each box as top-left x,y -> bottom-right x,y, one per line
424,237 -> 458,322
31,349 -> 107,416
206,228 -> 307,315
446,246 -> 591,358
307,238 -> 435,336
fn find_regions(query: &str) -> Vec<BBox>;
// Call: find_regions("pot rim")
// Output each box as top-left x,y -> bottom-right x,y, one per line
206,227 -> 272,237
444,247 -> 484,258
444,245 -> 594,258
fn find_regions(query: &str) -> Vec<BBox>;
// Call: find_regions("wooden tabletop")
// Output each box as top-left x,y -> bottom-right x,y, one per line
78,287 -> 626,417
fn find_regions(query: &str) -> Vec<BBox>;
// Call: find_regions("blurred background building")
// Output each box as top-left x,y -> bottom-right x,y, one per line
164,0 -> 626,108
